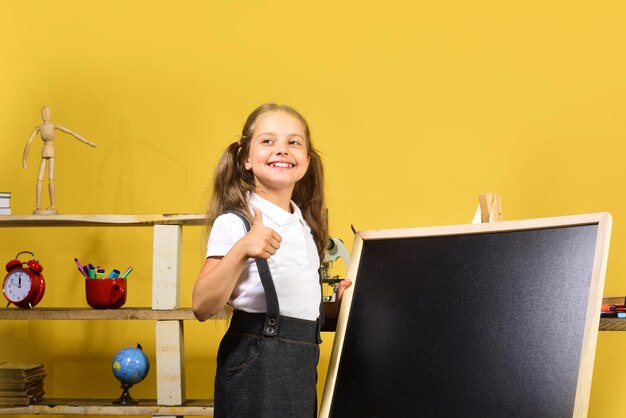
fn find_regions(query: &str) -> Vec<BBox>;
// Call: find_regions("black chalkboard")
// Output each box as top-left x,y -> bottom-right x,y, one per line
320,214 -> 611,418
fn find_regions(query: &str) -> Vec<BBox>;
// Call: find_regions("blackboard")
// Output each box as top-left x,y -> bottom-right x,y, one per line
320,213 -> 612,418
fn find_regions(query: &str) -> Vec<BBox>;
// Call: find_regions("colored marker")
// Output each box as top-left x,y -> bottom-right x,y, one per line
600,312 -> 625,318
96,268 -> 106,279
108,269 -> 120,279
87,263 -> 96,279
74,258 -> 88,279
602,305 -> 617,312
121,266 -> 133,278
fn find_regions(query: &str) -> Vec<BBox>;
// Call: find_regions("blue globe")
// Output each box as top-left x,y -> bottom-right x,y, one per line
112,344 -> 150,386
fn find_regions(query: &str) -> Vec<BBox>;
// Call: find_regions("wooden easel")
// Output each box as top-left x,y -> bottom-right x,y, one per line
472,193 -> 502,223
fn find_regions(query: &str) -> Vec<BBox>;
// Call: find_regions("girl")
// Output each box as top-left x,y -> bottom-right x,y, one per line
192,103 -> 351,418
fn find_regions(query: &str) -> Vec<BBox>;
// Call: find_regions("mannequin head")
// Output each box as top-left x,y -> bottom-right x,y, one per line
41,106 -> 51,122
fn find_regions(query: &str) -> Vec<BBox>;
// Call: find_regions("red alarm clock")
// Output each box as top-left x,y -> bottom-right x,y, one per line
3,251 -> 45,309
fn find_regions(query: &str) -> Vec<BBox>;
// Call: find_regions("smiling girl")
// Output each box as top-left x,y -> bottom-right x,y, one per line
192,103 -> 350,418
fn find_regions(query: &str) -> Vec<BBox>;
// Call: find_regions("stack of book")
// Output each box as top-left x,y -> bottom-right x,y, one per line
601,296 -> 626,318
0,363 -> 46,406
0,192 -> 10,215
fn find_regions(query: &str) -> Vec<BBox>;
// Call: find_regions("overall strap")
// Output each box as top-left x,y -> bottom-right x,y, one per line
227,210 -> 280,337
314,232 -> 325,343
317,274 -> 325,342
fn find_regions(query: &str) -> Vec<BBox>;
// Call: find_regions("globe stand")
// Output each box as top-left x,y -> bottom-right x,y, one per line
112,382 -> 139,405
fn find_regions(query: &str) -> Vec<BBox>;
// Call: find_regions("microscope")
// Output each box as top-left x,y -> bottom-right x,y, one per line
321,237 -> 351,302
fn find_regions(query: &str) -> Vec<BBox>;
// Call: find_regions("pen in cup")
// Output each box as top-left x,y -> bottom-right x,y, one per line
74,258 -> 88,279
87,263 -> 96,279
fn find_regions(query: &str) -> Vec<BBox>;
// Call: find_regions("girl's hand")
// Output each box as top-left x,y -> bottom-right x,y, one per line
324,279 -> 353,320
243,207 -> 282,259
335,279 -> 352,302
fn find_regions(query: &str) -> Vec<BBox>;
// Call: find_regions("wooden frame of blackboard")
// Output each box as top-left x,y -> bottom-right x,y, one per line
320,212 -> 612,418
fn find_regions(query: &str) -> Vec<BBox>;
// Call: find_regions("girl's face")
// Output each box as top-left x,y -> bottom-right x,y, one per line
244,110 -> 310,195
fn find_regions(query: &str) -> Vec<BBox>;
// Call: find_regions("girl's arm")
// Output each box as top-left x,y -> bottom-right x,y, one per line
192,208 -> 281,321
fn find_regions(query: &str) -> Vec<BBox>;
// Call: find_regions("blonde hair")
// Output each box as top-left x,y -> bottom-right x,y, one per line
207,103 -> 328,260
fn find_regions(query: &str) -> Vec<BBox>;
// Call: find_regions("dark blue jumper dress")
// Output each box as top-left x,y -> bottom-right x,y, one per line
213,211 -> 324,418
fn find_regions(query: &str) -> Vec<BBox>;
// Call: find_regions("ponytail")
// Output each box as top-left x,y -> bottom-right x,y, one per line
207,141 -> 253,225
293,148 -> 328,260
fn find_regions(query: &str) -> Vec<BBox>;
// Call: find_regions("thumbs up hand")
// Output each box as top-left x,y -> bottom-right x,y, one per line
242,207 -> 282,259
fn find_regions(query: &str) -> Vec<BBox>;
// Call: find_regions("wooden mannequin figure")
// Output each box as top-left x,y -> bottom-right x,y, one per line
22,106 -> 97,215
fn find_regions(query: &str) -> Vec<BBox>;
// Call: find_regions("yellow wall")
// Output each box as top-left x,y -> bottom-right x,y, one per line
1,1 -> 625,416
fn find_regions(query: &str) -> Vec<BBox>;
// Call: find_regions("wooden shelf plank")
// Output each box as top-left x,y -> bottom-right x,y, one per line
0,398 -> 213,416
0,308 -> 228,320
0,214 -> 205,227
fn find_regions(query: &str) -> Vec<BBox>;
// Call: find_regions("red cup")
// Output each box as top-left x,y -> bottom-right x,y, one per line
85,278 -> 127,309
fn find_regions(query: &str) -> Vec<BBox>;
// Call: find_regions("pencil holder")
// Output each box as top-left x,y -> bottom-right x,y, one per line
85,278 -> 127,309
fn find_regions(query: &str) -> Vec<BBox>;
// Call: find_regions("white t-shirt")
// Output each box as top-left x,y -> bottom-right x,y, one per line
206,193 -> 321,321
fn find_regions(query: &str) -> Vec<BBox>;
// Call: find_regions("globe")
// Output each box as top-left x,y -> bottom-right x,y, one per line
111,343 -> 150,405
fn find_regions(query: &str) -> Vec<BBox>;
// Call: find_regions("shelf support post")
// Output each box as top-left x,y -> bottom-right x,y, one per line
152,224 -> 182,309
152,224 -> 185,411
156,319 -> 186,410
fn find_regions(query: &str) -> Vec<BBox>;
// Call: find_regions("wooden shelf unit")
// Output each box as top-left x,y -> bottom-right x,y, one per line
0,214 -> 211,417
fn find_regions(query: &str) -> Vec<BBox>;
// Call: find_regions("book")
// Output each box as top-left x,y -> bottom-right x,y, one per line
0,192 -> 10,207
603,296 -> 626,307
0,192 -> 11,215
0,363 -> 46,405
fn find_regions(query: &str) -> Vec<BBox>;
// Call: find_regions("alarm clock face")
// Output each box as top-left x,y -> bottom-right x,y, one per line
3,269 -> 33,303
